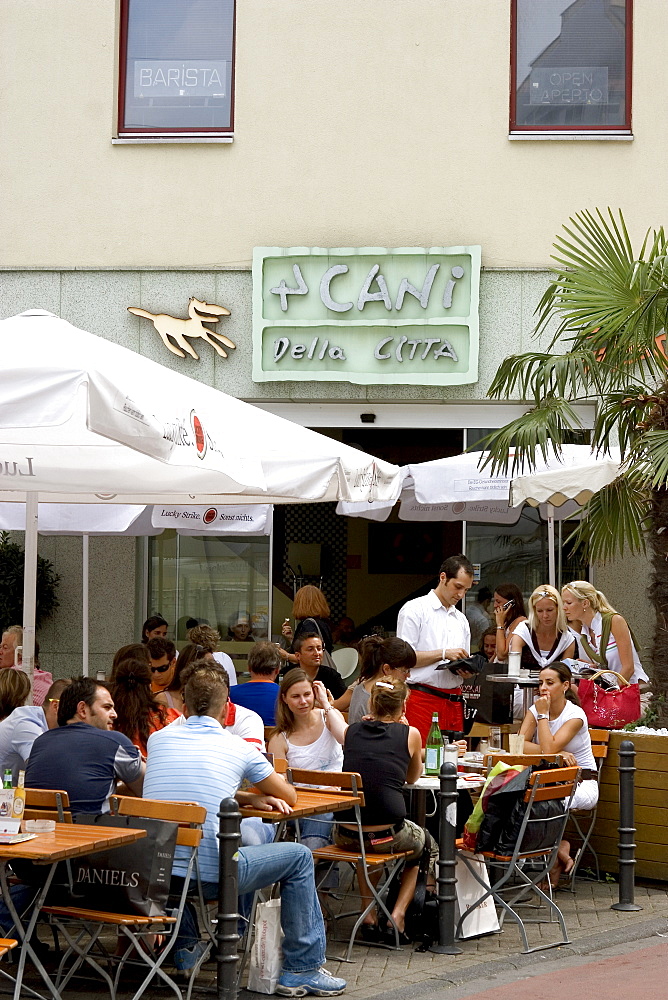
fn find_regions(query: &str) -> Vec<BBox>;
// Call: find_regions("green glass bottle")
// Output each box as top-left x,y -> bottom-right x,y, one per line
424,712 -> 443,775
2,770 -> 11,790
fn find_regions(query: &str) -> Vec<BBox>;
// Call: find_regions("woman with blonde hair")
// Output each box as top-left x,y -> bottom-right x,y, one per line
509,584 -> 576,669
335,677 -> 432,944
268,668 -> 347,849
561,581 -> 648,684
279,585 -> 333,665
0,669 -> 31,722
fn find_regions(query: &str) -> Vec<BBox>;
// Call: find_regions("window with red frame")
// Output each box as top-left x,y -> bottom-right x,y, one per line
118,0 -> 235,135
511,0 -> 632,133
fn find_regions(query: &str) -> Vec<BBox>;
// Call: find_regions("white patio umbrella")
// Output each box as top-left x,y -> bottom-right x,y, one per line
510,449 -> 621,508
1,310 -> 402,692
336,446 -> 616,586
0,501 -> 272,676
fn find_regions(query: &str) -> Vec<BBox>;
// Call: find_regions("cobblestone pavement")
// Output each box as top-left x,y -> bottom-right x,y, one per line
239,880 -> 668,1000
18,878 -> 668,999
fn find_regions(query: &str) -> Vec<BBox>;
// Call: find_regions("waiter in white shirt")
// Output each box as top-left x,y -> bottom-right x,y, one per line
397,554 -> 475,743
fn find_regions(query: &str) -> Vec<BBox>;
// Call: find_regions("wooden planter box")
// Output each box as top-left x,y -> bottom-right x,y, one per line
587,731 -> 668,882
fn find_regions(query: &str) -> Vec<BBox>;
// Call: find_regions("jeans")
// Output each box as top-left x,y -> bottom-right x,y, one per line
293,813 -> 333,851
240,817 -> 277,846
175,842 -> 326,973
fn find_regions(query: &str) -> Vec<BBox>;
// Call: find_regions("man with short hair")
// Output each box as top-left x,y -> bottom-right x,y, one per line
146,637 -> 177,694
229,641 -> 280,725
397,554 -> 475,742
0,626 -> 53,706
144,667 -> 347,995
25,677 -> 144,813
292,634 -> 347,700
0,678 -> 71,782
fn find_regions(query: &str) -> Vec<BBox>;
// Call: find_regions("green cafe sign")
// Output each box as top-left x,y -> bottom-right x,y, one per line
252,246 -> 481,385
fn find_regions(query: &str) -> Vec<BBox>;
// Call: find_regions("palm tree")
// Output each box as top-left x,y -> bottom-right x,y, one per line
479,209 -> 668,723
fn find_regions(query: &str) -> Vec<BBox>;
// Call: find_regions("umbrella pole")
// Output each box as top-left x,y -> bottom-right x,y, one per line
22,493 -> 38,705
547,503 -> 556,588
82,534 -> 89,677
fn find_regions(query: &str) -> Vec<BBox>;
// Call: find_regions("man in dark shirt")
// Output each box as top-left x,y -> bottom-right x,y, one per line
293,633 -> 347,701
229,641 -> 280,725
25,677 -> 144,814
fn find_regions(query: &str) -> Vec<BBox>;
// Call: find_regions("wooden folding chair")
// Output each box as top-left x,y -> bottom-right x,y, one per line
0,938 -> 18,991
565,728 -> 610,886
293,769 -> 414,962
42,797 -> 207,1000
456,766 -> 580,953
24,788 -> 73,823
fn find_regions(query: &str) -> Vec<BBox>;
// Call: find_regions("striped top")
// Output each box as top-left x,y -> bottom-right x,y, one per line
145,714 -> 273,882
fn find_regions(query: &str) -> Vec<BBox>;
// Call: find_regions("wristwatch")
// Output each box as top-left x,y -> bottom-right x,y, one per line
536,713 -> 549,721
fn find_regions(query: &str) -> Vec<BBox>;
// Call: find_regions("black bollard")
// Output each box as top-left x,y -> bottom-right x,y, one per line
611,740 -> 642,912
429,760 -> 463,954
217,797 -> 242,1000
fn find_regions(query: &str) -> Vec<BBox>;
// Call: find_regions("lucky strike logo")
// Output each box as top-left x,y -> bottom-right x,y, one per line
191,411 -> 207,459
203,507 -> 218,524
162,410 -> 225,462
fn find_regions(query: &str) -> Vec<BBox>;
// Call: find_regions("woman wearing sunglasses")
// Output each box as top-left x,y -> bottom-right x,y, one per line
111,656 -> 179,757
153,643 -> 206,714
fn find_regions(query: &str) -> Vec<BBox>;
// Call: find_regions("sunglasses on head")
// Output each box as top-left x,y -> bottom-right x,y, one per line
150,663 -> 171,673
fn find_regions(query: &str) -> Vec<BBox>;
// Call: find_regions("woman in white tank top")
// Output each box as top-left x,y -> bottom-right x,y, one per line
519,660 -> 598,887
562,580 -> 648,684
268,668 -> 347,849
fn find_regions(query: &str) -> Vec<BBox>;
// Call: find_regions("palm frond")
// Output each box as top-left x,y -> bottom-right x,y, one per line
592,389 -> 654,456
641,429 -> 668,489
474,398 -> 582,476
565,474 -> 650,563
487,349 -> 606,403
535,209 -> 668,383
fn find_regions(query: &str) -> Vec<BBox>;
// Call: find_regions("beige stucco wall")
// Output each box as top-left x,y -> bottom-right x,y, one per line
2,1 -> 664,269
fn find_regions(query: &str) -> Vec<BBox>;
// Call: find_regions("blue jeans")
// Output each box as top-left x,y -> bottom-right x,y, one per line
293,813 -> 333,851
176,842 -> 326,973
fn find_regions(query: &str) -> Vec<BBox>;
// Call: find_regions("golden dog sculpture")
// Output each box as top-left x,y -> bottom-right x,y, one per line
128,297 -> 235,360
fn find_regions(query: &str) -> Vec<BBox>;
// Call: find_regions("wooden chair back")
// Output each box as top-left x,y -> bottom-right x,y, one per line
286,768 -> 366,807
111,796 -> 206,848
524,766 -> 579,803
264,726 -> 274,746
588,728 -> 611,761
24,788 -> 72,823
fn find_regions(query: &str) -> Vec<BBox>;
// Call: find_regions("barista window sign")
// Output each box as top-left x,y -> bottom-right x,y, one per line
252,246 -> 481,385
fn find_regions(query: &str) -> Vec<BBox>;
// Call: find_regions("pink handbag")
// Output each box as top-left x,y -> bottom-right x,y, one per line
577,670 -> 641,729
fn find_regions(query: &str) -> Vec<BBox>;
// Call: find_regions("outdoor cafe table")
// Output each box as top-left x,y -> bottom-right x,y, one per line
405,773 -> 486,828
0,823 -> 147,1000
486,672 -> 540,717
240,787 -> 363,822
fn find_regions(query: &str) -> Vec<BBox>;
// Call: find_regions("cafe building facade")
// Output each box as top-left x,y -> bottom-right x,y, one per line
0,0 -> 656,675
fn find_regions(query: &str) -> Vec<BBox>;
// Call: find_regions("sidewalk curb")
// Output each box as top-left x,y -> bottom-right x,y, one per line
355,915 -> 668,1000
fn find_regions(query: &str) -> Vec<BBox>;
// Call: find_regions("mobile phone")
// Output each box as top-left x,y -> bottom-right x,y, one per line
501,600 -> 514,611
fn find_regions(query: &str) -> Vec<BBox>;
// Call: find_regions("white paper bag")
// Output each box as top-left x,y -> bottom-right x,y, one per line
248,898 -> 283,994
455,854 -> 500,938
